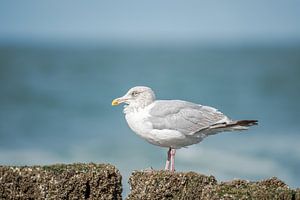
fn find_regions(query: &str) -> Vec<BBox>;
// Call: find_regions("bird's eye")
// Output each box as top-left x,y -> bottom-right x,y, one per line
131,91 -> 139,97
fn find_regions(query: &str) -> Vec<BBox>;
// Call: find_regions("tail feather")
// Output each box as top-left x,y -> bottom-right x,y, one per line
200,119 -> 258,136
211,120 -> 258,129
222,120 -> 258,131
235,120 -> 258,127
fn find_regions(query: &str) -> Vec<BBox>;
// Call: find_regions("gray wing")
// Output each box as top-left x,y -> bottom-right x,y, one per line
148,100 -> 228,135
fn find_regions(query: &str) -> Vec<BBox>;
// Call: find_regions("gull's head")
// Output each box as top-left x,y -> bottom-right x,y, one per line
112,86 -> 156,108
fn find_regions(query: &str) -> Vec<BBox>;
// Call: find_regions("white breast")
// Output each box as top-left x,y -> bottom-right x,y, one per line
125,106 -> 153,139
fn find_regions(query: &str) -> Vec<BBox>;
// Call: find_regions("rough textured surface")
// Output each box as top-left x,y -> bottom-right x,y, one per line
127,171 -> 217,200
127,171 -> 298,200
0,163 -> 122,200
296,188 -> 300,200
203,178 -> 294,200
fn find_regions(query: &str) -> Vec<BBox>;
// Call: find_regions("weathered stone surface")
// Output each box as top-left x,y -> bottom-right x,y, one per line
0,163 -> 122,200
126,170 -> 217,200
203,177 -> 294,200
295,188 -> 300,200
127,171 -> 298,200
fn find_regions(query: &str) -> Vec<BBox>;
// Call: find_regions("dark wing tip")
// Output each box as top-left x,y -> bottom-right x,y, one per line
236,120 -> 258,126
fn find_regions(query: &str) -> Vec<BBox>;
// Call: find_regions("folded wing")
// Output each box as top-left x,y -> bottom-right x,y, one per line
148,100 -> 229,136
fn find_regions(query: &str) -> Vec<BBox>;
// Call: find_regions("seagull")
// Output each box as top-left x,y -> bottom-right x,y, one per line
112,86 -> 257,172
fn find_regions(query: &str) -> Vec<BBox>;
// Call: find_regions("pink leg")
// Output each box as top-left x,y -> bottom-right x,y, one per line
170,149 -> 176,172
164,148 -> 171,170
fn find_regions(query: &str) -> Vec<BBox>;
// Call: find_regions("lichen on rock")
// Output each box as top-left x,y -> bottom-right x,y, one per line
126,170 -> 217,200
295,188 -> 300,200
127,171 -> 298,200
0,163 -> 122,200
1,163 -> 299,200
203,177 -> 294,200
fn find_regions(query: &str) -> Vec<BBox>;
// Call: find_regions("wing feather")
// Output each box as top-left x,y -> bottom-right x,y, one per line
148,100 -> 228,135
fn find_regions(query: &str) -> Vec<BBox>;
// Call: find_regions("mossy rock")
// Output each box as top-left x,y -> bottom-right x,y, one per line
0,163 -> 122,200
126,170 -> 217,200
127,171 -> 297,200
295,188 -> 300,200
203,177 -> 294,200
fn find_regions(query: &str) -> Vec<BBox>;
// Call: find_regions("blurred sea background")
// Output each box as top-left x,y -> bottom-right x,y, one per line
1,0 -> 300,195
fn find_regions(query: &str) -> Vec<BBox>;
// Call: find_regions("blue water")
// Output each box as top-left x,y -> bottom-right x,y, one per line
0,43 -> 300,195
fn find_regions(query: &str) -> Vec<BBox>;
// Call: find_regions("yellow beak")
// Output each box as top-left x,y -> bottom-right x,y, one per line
111,99 -> 120,106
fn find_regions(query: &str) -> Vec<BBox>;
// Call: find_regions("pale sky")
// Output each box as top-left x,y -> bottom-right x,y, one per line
0,0 -> 300,43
